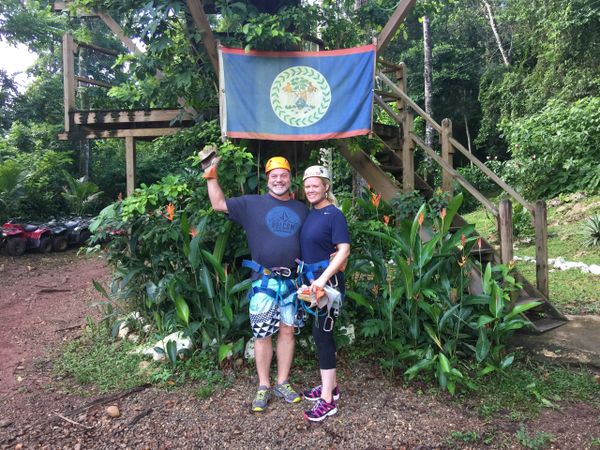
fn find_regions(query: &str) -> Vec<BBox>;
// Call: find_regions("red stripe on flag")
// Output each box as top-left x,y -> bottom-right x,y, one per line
219,44 -> 375,58
227,129 -> 371,141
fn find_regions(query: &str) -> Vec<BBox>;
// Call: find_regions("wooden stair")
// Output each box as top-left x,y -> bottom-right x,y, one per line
338,129 -> 567,334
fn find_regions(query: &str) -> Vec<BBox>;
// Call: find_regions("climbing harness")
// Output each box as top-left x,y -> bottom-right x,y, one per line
242,259 -> 302,330
295,258 -> 343,332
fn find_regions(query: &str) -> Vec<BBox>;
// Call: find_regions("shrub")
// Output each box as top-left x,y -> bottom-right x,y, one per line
581,214 -> 600,247
345,193 -> 541,394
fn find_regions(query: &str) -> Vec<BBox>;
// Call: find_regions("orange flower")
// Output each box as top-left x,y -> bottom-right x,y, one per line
166,203 -> 175,221
461,234 -> 466,247
477,237 -> 482,249
440,208 -> 446,220
371,192 -> 381,208
189,227 -> 198,238
383,215 -> 390,225
418,212 -> 425,226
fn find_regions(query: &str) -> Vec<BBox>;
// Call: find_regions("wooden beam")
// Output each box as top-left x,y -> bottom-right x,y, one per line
410,132 -> 498,216
336,141 -> 399,202
97,12 -> 142,55
441,118 -> 454,194
75,76 -> 113,89
125,136 -> 136,197
62,33 -> 76,133
534,200 -> 549,298
186,0 -> 219,74
58,128 -> 183,140
376,0 -> 418,55
499,199 -> 514,265
73,109 -> 193,125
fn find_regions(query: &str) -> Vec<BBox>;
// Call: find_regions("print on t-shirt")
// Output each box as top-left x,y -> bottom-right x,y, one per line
265,206 -> 301,237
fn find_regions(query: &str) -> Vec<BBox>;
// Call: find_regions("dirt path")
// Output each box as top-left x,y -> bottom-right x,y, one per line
0,252 -> 599,449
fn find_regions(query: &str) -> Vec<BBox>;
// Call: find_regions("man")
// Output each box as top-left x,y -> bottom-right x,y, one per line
203,153 -> 308,412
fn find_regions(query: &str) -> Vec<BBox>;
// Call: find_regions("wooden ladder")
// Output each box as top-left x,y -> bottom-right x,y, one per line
338,61 -> 567,333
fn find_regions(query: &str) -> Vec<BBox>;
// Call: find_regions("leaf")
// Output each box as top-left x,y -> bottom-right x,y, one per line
92,279 -> 110,300
475,330 -> 490,362
230,278 -> 252,295
477,315 -> 495,328
174,295 -> 190,325
438,352 -> 451,373
443,193 -> 464,235
166,340 -> 178,365
505,301 -> 543,320
345,290 -> 374,315
500,354 -> 515,369
201,249 -> 226,281
218,343 -> 233,363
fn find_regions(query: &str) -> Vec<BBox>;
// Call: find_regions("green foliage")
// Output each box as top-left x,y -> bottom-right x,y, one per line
55,323 -> 150,393
0,159 -> 26,222
345,193 -> 539,394
61,170 -> 103,215
89,142 -> 256,360
515,425 -> 554,450
501,97 -> 600,199
581,214 -> 600,247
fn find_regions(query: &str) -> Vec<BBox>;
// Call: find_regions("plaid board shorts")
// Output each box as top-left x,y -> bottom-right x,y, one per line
249,277 -> 303,339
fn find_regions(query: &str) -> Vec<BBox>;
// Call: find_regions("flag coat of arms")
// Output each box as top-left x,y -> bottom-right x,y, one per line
218,44 -> 375,141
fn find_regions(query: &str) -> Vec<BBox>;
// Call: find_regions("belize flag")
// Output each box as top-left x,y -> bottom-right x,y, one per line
218,44 -> 375,141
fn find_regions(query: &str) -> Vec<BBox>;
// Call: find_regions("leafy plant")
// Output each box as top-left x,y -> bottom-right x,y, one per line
345,193 -> 540,394
582,214 -> 600,247
61,170 -> 103,215
515,425 -> 554,450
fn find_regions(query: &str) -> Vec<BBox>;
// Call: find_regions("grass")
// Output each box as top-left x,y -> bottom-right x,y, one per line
54,325 -> 151,394
459,358 -> 600,420
55,323 -> 232,395
462,193 -> 600,314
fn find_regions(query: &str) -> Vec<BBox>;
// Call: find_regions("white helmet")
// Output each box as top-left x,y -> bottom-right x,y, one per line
303,165 -> 331,181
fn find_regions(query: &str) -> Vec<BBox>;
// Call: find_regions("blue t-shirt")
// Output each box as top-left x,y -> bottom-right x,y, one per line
300,204 -> 350,265
226,194 -> 308,269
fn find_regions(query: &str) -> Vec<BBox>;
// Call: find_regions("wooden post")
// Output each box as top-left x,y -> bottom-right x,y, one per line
441,118 -> 454,194
534,200 -> 549,297
498,199 -> 514,265
125,136 -> 136,197
397,63 -> 414,193
62,33 -> 76,133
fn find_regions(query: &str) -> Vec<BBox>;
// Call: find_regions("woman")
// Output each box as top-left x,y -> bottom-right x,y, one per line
299,165 -> 350,422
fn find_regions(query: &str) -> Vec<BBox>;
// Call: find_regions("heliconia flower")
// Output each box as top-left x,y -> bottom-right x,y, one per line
189,227 -> 198,238
383,215 -> 390,225
371,192 -> 381,208
461,234 -> 466,247
440,208 -> 446,220
458,255 -> 467,267
166,203 -> 175,221
418,212 -> 425,226
477,237 -> 482,249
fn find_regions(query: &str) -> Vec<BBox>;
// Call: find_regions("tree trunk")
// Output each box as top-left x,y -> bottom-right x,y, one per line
422,15 -> 433,183
481,0 -> 510,66
77,40 -> 90,179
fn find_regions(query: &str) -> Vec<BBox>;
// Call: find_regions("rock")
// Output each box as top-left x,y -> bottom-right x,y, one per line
244,338 -> 256,360
106,405 -> 121,418
0,419 -> 12,428
15,444 -> 23,450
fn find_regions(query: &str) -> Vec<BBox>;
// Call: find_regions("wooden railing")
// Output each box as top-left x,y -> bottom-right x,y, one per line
374,62 -> 550,298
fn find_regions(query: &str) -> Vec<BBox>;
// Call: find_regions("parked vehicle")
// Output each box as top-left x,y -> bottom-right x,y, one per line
0,221 -> 53,256
46,217 -> 92,250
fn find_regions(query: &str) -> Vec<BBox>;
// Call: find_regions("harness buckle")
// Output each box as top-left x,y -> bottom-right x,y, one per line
270,266 -> 292,278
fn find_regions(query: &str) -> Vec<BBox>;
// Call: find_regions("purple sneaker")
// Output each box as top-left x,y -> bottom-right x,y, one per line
303,385 -> 340,402
304,398 -> 338,422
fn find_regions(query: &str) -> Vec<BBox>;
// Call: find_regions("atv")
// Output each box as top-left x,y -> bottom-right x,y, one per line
46,217 -> 92,250
0,221 -> 53,256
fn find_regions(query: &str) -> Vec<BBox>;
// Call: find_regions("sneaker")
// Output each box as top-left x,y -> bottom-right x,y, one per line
272,381 -> 301,403
251,385 -> 271,412
303,385 -> 340,402
303,398 -> 338,422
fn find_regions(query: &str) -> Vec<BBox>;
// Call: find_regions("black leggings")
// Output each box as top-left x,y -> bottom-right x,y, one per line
313,309 -> 337,369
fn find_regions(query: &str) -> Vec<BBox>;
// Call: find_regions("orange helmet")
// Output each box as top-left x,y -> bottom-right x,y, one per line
265,156 -> 291,174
